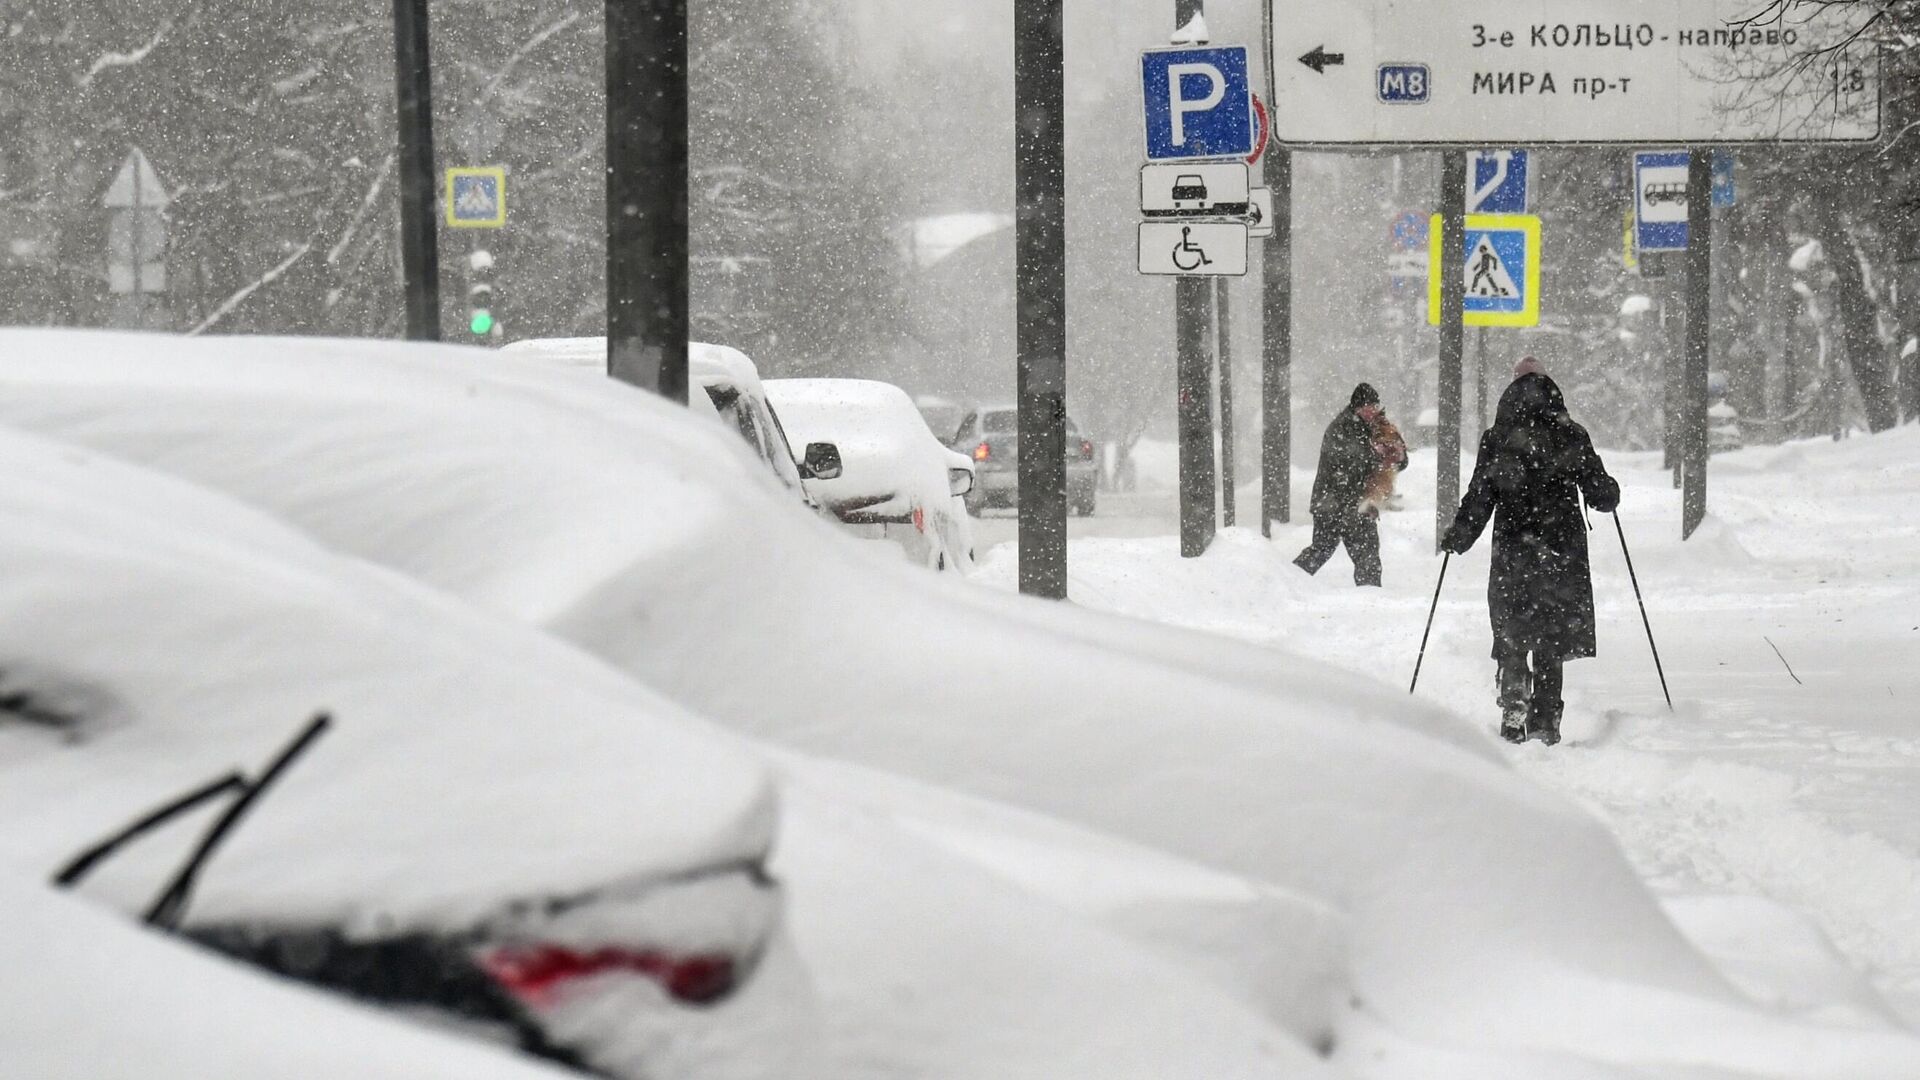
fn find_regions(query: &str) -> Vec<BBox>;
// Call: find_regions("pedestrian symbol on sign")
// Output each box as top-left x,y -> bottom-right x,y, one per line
445,167 -> 507,229
1467,237 -> 1517,298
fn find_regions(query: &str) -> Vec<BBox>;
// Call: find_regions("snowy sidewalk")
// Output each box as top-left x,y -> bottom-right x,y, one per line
977,427 -> 1920,1024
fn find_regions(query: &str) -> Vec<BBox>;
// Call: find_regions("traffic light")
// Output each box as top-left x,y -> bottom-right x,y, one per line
467,248 -> 498,341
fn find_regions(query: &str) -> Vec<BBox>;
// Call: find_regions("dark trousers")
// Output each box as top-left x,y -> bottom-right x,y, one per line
1497,648 -> 1564,729
1293,512 -> 1381,587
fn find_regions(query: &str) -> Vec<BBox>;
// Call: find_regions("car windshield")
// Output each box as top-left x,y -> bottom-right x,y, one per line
982,411 -> 1018,434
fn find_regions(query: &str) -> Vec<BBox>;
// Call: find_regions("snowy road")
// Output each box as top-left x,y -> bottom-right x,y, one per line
976,429 -> 1920,1023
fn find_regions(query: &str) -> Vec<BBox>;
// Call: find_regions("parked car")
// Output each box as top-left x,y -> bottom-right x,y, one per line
950,405 -> 1098,516
0,423 -> 803,1080
765,378 -> 976,573
503,337 -> 818,507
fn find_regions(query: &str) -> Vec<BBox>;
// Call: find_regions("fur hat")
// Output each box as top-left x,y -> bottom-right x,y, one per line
1512,356 -> 1545,379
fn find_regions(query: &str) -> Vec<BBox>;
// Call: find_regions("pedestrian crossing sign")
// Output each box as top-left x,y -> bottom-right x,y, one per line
1427,213 -> 1540,328
445,167 -> 507,229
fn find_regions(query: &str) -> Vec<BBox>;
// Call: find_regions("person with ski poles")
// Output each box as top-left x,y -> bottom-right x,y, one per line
1440,359 -> 1620,745
1295,383 -> 1406,587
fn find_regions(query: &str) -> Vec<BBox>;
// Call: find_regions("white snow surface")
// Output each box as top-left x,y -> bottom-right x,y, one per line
0,330 -> 1915,1075
1,876 -> 576,1080
763,376 -> 966,520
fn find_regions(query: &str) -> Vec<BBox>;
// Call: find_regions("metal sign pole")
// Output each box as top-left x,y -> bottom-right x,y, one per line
1217,275 -> 1237,527
1435,151 -> 1467,549
1015,0 -> 1070,598
605,0 -> 689,403
1259,0 -> 1291,536
1682,149 -> 1712,539
391,0 -> 440,341
1475,323 -> 1489,432
1173,0 -> 1217,559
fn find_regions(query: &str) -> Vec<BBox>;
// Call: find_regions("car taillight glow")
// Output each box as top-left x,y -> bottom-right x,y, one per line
973,442 -> 991,462
479,945 -> 737,1008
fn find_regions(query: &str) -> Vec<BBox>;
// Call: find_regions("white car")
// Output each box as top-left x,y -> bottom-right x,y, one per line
764,377 -> 976,573
503,337 -> 815,504
0,422 -> 803,1080
3,874 -> 580,1080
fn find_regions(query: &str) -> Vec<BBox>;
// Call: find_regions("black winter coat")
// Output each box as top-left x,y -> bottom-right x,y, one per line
1309,407 -> 1375,519
1447,374 -> 1620,660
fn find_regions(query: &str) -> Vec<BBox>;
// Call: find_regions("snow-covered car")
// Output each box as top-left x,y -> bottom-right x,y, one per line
950,404 -> 1098,516
0,422 -> 802,1080
764,377 -> 976,572
5,330 -> 1917,1076
503,336 -> 818,506
3,875 -> 580,1080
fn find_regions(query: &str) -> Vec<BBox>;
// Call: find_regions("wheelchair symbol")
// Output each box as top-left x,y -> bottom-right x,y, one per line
1171,226 -> 1213,272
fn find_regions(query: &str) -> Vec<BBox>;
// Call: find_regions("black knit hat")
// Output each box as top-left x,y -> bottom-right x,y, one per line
1349,383 -> 1380,409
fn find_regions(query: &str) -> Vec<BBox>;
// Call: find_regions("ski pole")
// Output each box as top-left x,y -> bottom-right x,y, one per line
1612,514 -> 1673,712
1409,553 -> 1451,695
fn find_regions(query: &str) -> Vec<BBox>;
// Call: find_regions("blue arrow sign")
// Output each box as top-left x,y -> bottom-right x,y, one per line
1141,47 -> 1254,161
1467,150 -> 1532,214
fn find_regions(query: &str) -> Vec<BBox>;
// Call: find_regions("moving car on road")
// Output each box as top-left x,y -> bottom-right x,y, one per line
765,378 -> 976,573
951,405 -> 1098,516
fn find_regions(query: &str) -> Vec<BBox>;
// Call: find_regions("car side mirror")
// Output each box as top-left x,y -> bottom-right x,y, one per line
801,442 -> 843,481
948,467 -> 974,497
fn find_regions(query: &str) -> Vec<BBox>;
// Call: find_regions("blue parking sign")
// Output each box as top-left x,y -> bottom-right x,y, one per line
1141,47 -> 1253,161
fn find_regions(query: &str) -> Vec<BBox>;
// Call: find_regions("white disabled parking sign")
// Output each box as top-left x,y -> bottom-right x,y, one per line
1141,46 -> 1254,161
1427,214 -> 1541,328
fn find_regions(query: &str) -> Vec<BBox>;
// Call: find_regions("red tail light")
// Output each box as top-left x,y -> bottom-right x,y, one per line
972,442 -> 991,462
1079,439 -> 1095,461
479,945 -> 738,1008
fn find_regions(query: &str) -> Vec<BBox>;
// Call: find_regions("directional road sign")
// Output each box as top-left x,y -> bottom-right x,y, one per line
446,167 -> 507,229
1139,221 -> 1249,277
1142,46 -> 1255,161
1141,162 -> 1251,218
1466,150 -> 1532,213
1634,151 -> 1690,252
1711,150 -> 1736,208
1428,213 -> 1540,328
1267,0 -> 1880,145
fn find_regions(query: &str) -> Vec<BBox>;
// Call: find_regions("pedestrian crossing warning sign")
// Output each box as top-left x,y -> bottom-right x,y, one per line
446,167 -> 507,229
1427,213 -> 1540,328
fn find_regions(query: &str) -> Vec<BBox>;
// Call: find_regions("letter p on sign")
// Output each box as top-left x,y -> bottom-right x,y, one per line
1142,46 -> 1254,161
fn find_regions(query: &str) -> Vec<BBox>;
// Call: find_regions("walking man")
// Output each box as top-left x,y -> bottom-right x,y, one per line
1295,383 -> 1404,587
1441,361 -> 1620,744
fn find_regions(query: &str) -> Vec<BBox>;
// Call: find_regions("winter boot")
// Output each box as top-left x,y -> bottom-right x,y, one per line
1499,703 -> 1529,744
1528,705 -> 1563,746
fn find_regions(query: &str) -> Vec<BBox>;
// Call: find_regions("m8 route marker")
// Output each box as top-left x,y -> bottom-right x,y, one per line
1268,0 -> 1880,146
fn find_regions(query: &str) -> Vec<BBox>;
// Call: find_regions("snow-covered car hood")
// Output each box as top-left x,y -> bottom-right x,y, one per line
763,377 -> 958,519
0,417 -> 774,932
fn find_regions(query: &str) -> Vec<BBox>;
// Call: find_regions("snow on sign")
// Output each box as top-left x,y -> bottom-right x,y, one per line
445,167 -> 507,229
1267,0 -> 1880,145
1428,213 -> 1541,328
1141,46 -> 1255,161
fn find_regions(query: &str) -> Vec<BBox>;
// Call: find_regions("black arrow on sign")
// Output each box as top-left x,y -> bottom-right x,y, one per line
1299,46 -> 1346,74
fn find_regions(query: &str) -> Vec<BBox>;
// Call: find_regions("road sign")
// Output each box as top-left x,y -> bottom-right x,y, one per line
1142,46 -> 1255,161
1635,151 -> 1690,252
1247,188 -> 1275,239
1139,221 -> 1249,276
1711,150 -> 1736,208
445,167 -> 507,229
1141,162 -> 1251,218
1389,210 -> 1426,253
1388,251 -> 1429,279
1467,150 -> 1532,213
102,149 -> 170,210
1267,1 -> 1880,145
1428,213 -> 1540,327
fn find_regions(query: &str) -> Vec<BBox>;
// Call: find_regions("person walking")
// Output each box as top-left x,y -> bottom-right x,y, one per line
1295,383 -> 1405,587
1441,361 -> 1620,744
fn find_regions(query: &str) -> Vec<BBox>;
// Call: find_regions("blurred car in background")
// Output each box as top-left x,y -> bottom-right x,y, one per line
765,378 -> 976,573
950,405 -> 1097,517
914,394 -> 967,446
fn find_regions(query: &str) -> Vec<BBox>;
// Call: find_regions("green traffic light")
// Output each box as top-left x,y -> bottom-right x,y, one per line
469,309 -> 494,336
